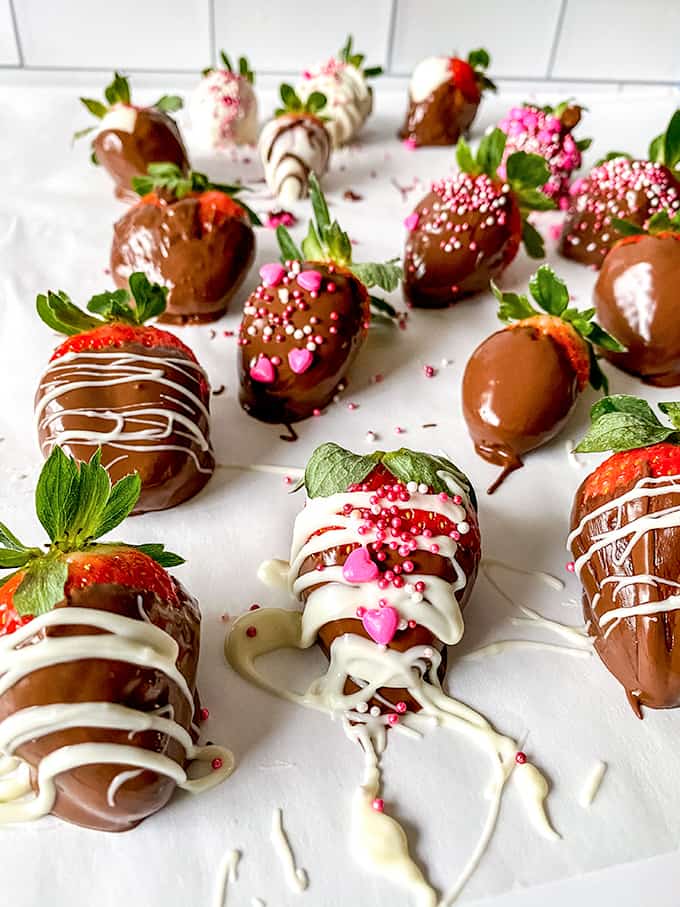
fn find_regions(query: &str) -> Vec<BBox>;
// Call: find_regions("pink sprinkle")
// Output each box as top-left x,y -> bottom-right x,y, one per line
394,426 -> 404,435
395,701 -> 407,714
259,262 -> 285,287
403,138 -> 417,151
387,714 -> 400,726
372,798 -> 384,812
348,402 -> 359,411
356,606 -> 367,618
283,476 -> 293,485
515,751 -> 527,765
404,212 -> 420,231
200,707 -> 210,721
430,543 -> 440,554
297,270 -> 323,293
424,365 -> 436,378
312,408 -> 322,417
212,758 -> 224,771
566,561 -> 575,573
326,281 -> 336,293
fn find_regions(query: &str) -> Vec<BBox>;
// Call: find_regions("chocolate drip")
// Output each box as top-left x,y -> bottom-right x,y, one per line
595,234 -> 680,386
399,81 -> 478,147
35,342 -> 214,513
111,197 -> 255,324
92,108 -> 189,203
0,580 -> 200,831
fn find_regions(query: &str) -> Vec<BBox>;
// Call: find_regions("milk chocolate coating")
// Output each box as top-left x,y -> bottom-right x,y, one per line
92,108 -> 189,203
239,264 -> 368,424
399,81 -> 478,147
298,515 -> 480,711
559,159 -> 680,268
111,197 -> 255,324
0,579 -> 200,831
462,326 -> 579,485
403,188 -> 520,308
35,341 -> 214,513
595,234 -> 680,386
570,466 -> 680,714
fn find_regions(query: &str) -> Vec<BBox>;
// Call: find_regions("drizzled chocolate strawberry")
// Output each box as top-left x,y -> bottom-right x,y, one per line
498,100 -> 590,206
290,445 -> 480,715
594,211 -> 680,386
75,72 -> 188,202
0,447 -> 231,831
559,110 -> 680,267
462,265 -> 623,492
34,273 -> 214,513
403,129 -> 554,307
399,49 -> 495,147
238,174 -> 401,428
111,163 -> 258,324
569,396 -> 680,715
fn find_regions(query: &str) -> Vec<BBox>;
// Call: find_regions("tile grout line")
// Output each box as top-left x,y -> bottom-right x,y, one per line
208,0 -> 216,68
546,0 -> 568,79
7,0 -> 24,67
385,0 -> 398,73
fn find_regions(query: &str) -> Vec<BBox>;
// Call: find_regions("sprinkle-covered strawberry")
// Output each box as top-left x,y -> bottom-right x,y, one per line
498,100 -> 591,206
559,110 -> 680,267
403,128 -> 554,307
190,51 -> 258,149
110,163 -> 258,323
259,84 -> 331,202
399,48 -> 496,147
35,273 -> 214,513
462,265 -> 624,492
75,72 -> 188,202
569,396 -> 680,715
0,446 -> 233,830
238,174 -> 401,427
594,210 -> 680,386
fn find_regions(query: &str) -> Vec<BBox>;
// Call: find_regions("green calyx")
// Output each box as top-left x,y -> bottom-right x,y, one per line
575,396 -> 680,453
593,151 -> 632,167
491,264 -> 625,392
466,48 -> 496,92
275,83 -> 328,118
131,163 -> 261,225
276,173 -> 402,304
455,127 -> 556,258
0,448 -> 183,618
299,442 -> 476,508
37,272 -> 167,337
648,109 -> 680,170
339,34 -> 383,78
205,51 -> 255,83
75,72 -> 182,142
611,209 -> 680,238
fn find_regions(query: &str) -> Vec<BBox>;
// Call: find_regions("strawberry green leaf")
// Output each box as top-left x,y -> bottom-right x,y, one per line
104,72 -> 131,106
0,522 -> 29,552
73,125 -> 97,143
467,48 -> 490,70
592,395 -> 663,425
521,219 -> 546,259
369,294 -> 398,322
613,210 -> 680,238
220,51 -> 234,71
0,550 -> 32,569
575,137 -> 592,152
35,446 -> 81,542
134,543 -> 185,567
659,402 -> 680,430
304,443 -> 383,497
506,151 -> 551,190
80,97 -> 108,118
382,449 -> 474,502
574,409 -> 676,454
662,110 -> 680,169
587,347 -> 609,394
153,94 -> 183,113
37,290 -> 103,336
128,272 -> 168,322
528,265 -> 569,316
13,555 -> 68,617
514,187 -> 556,211
93,473 -> 142,538
351,260 -> 402,292
586,323 -> 626,353
476,128 -> 506,177
455,137 -> 479,176
363,66 -> 383,79
276,225 -> 303,262
610,217 -> 646,236
238,55 -> 255,84
491,281 -> 537,322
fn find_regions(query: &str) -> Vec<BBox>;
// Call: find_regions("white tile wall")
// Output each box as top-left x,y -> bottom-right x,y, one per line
213,0 -> 393,72
552,0 -> 680,83
0,0 -> 20,66
3,0 -> 680,86
12,0 -> 210,71
390,0 -> 563,78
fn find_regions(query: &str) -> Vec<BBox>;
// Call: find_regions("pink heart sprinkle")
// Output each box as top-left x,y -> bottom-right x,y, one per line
249,355 -> 276,383
404,212 -> 419,231
343,546 -> 380,584
362,606 -> 399,646
259,262 -> 285,287
288,347 -> 314,374
297,270 -> 323,293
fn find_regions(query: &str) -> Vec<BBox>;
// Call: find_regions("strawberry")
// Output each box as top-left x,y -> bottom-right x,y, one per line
594,211 -> 680,386
399,48 -> 495,147
498,101 -> 590,207
560,111 -> 680,268
462,265 -> 624,493
190,52 -> 259,149
239,174 -> 401,428
35,273 -> 214,514
75,72 -> 188,202
288,444 -> 480,717
403,128 -> 555,307
0,447 -> 218,830
570,396 -> 680,714
112,163 -> 259,324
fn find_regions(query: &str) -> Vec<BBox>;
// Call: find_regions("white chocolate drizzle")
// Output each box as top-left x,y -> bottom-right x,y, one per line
213,849 -> 241,907
579,760 -> 607,808
0,608 -> 233,824
271,807 -> 309,892
258,114 -> 331,203
297,59 -> 371,147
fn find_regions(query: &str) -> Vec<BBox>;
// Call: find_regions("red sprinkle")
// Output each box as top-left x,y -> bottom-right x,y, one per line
200,708 -> 210,721
372,798 -> 384,812
515,751 -> 527,765
246,626 -> 257,638
566,561 -> 575,573
249,603 -> 261,611
212,757 -> 224,771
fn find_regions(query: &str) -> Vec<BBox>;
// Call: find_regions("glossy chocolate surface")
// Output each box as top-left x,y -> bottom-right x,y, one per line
399,81 -> 478,148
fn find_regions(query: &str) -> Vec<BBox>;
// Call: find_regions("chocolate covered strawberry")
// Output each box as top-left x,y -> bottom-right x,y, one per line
498,100 -> 591,206
0,447 -> 232,831
569,396 -> 680,715
190,51 -> 258,149
593,211 -> 680,386
403,128 -> 554,307
238,174 -> 401,428
35,273 -> 214,512
399,49 -> 496,147
559,110 -> 680,267
462,265 -> 623,492
75,72 -> 188,202
111,163 -> 258,323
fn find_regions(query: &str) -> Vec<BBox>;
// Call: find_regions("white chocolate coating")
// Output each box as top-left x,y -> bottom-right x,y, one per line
259,114 -> 331,203
189,70 -> 258,149
409,57 -> 452,104
297,59 -> 372,147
